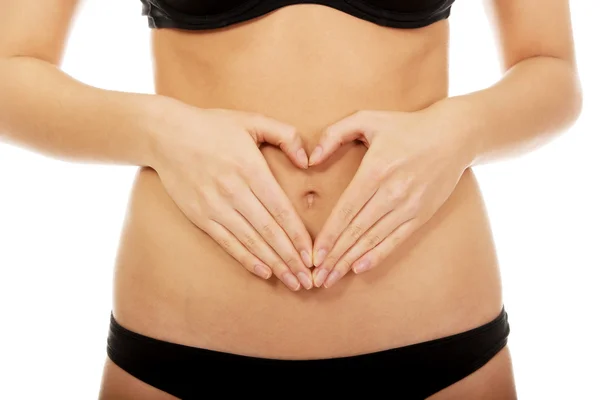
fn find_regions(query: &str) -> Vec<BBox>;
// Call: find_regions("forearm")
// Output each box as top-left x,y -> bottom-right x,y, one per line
438,56 -> 582,167
0,56 -> 167,167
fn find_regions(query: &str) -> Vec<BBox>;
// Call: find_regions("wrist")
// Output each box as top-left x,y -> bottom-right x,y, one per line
137,94 -> 181,171
429,96 -> 482,170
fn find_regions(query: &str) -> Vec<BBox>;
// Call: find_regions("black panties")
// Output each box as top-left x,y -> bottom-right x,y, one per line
107,306 -> 510,399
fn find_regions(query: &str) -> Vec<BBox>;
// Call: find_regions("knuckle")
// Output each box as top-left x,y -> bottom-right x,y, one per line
233,160 -> 252,176
404,196 -> 420,216
243,233 -> 256,249
392,232 -> 405,246
367,167 -> 387,182
217,237 -> 232,253
284,255 -> 300,270
339,204 -> 354,223
187,200 -> 206,221
279,141 -> 290,154
261,223 -> 276,240
366,234 -> 382,248
215,175 -> 238,198
347,224 -> 363,240
394,221 -> 415,244
337,259 -> 352,273
321,234 -> 337,249
385,184 -> 406,203
404,172 -> 417,186
203,195 -> 223,216
287,230 -> 303,246
245,166 -> 266,183
194,216 -> 210,230
367,158 -> 401,182
271,207 -> 290,224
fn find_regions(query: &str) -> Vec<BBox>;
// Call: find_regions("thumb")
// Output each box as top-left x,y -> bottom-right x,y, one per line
309,111 -> 370,166
244,113 -> 308,169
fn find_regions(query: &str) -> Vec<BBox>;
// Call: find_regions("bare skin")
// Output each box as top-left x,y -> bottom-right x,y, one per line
0,1 -> 580,399
105,6 -> 508,396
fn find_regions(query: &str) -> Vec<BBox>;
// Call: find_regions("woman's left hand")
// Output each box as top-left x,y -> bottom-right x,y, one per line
309,104 -> 473,288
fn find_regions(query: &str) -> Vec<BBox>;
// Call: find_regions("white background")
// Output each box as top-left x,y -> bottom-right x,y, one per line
0,1 -> 598,398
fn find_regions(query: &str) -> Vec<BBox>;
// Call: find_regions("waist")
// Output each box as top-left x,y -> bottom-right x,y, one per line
112,158 -> 503,358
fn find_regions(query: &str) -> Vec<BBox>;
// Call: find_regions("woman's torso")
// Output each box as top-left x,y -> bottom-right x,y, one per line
112,4 -> 503,359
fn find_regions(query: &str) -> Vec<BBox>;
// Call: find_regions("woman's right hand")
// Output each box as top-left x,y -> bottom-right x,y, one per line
149,98 -> 314,291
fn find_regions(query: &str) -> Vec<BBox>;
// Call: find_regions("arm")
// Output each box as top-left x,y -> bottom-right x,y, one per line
439,0 -> 582,167
0,0 -> 315,290
306,0 -> 582,288
0,0 -> 163,167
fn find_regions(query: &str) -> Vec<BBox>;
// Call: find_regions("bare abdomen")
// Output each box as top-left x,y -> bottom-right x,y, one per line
111,8 -> 503,359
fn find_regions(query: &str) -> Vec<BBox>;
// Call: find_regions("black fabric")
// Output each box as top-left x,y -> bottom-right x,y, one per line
140,0 -> 456,30
107,306 -> 510,399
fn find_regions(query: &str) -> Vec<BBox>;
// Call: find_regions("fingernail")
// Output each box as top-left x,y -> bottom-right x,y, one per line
254,264 -> 271,279
297,148 -> 308,169
297,272 -> 313,290
313,268 -> 329,288
301,250 -> 312,268
309,146 -> 323,166
282,272 -> 301,291
314,249 -> 327,267
323,271 -> 341,288
353,259 -> 371,274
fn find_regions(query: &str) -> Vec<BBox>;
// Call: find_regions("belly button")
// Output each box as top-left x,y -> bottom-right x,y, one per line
304,191 -> 317,208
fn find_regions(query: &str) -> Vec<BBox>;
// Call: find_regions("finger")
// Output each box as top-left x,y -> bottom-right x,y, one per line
309,111 -> 372,166
203,220 -> 273,280
321,218 -> 418,289
321,208 -> 416,288
246,168 -> 314,267
353,218 -> 419,274
243,113 -> 308,169
234,187 -> 313,290
312,161 -> 379,268
312,189 -> 396,287
213,208 -> 304,291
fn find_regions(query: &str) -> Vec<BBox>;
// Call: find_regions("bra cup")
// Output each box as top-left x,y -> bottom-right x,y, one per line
142,0 -> 456,29
360,0 -> 445,13
161,0 -> 245,15
158,0 -> 451,15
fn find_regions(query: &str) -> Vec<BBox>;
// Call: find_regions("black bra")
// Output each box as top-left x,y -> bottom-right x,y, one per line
140,0 -> 456,30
